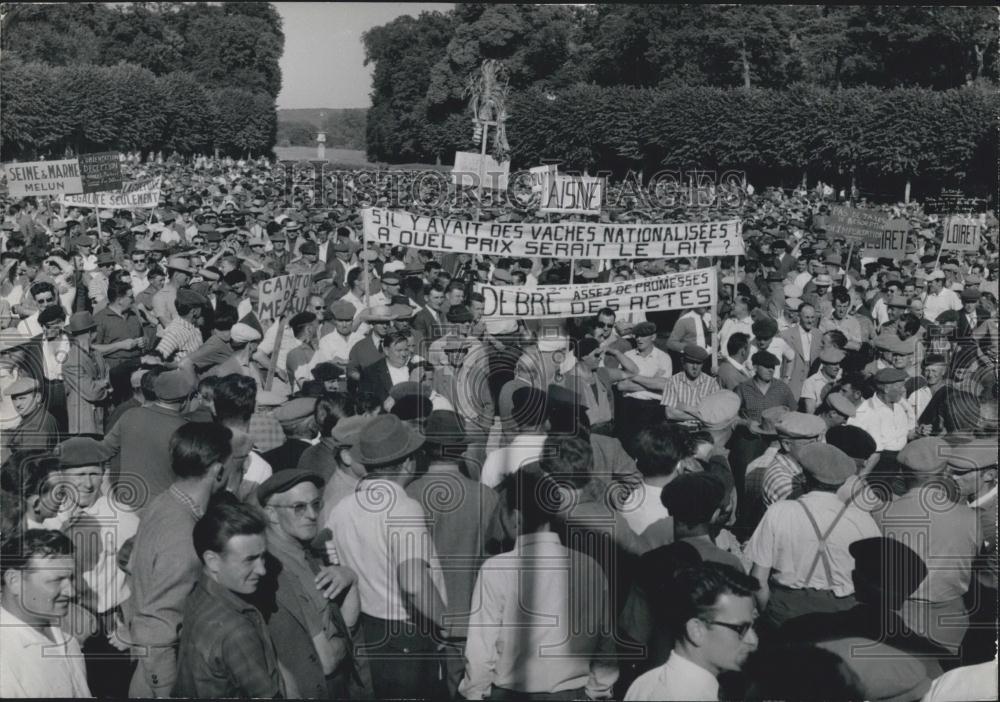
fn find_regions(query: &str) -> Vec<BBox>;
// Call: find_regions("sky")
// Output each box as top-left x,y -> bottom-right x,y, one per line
275,2 -> 453,110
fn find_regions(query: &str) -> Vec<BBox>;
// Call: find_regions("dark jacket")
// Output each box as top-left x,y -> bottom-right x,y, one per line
358,358 -> 396,406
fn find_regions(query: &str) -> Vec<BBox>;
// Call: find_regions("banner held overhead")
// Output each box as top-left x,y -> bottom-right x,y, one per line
479,267 -> 716,319
59,177 -> 162,209
363,207 -> 743,259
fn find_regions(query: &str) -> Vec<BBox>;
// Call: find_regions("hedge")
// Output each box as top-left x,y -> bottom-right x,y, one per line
1,59 -> 276,160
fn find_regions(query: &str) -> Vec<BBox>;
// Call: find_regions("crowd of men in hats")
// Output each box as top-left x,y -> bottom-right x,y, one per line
0,155 -> 997,701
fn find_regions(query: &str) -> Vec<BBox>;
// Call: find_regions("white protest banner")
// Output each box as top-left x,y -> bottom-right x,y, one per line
451,151 -> 510,190
363,207 -> 743,260
3,159 -> 84,197
256,272 -> 313,328
941,215 -> 982,252
540,174 -> 604,215
479,267 -> 716,319
59,177 -> 162,209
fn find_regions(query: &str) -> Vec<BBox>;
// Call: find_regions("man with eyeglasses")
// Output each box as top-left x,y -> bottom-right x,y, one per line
625,562 -> 759,701
256,470 -> 360,698
129,249 -> 152,296
16,281 -> 59,336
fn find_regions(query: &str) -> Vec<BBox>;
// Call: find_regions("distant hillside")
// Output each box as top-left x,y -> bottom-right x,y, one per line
277,108 -> 367,150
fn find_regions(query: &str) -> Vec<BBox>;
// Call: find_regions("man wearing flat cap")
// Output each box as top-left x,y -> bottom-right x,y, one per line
848,367 -> 916,458
746,443 -> 880,635
313,300 -> 363,371
97,368 -> 196,510
660,344 -> 721,421
778,536 -> 949,702
922,269 -> 961,322
872,437 -> 979,655
800,346 -> 845,414
261,397 -> 318,471
255,470 -> 360,698
1,376 -> 59,461
53,436 -> 140,695
326,414 -> 448,699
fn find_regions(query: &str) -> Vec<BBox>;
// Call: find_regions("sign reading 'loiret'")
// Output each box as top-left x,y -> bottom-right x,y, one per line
363,208 -> 743,259
78,152 -> 123,193
59,177 -> 162,209
3,159 -> 84,196
478,267 -> 717,319
941,216 -> 982,252
256,273 -> 313,328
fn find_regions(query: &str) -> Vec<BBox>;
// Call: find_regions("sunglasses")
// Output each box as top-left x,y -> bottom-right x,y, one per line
35,296 -> 55,304
702,619 -> 755,639
131,258 -> 147,264
596,322 -> 615,329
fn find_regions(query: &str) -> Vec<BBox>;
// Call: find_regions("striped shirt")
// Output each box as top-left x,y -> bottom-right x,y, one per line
660,371 -> 720,408
156,317 -> 202,361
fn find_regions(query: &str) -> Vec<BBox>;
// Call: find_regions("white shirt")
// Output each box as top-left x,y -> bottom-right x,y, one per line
798,325 -> 814,362
327,479 -> 447,621
387,362 -> 409,386
744,491 -> 881,597
748,337 -> 794,377
625,651 -> 719,701
620,482 -> 669,535
60,494 -> 140,614
130,270 -> 150,296
920,660 -> 997,702
314,329 -> 363,366
800,370 -> 838,407
922,288 -> 961,322
624,347 -> 673,400
480,432 -> 546,489
459,532 -> 618,700
259,320 -> 299,373
16,313 -> 41,337
848,393 -> 915,451
0,606 -> 92,698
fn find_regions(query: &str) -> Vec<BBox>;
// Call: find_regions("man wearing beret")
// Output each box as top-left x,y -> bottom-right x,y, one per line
873,437 -> 978,655
256,470 -> 360,698
660,344 -> 720,421
746,443 -> 880,635
799,346 -> 844,414
1,376 -> 59,461
848,367 -> 916,457
778,537 -> 949,702
262,397 -> 318,471
52,437 -> 140,696
922,270 -> 961,323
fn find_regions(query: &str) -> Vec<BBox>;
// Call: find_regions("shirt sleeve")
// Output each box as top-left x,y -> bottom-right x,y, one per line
458,566 -> 504,700
130,544 -> 201,693
744,506 -> 778,570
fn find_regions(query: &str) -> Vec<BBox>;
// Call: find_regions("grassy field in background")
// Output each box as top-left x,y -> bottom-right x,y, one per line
274,146 -> 447,172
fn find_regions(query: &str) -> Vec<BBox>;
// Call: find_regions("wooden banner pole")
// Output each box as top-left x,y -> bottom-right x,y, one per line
264,317 -> 285,392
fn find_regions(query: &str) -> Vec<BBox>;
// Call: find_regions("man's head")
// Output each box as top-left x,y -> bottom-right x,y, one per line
873,368 -> 907,404
426,282 -> 446,312
383,330 -> 412,368
751,351 -> 778,382
726,333 -> 750,363
593,308 -> 616,341
0,529 -> 76,623
193,501 -> 268,595
632,423 -> 685,481
798,303 -> 817,331
259,470 -> 325,543
212,373 -> 257,425
683,345 -> 709,380
53,437 -> 107,510
6,377 -> 41,418
831,289 -> 851,319
29,281 -> 57,309
289,311 -> 318,345
667,562 -> 760,675
107,278 -> 134,311
170,422 -> 234,493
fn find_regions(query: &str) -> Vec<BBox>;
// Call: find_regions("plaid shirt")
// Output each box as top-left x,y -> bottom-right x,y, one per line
156,317 -> 202,361
173,574 -> 283,698
735,378 -> 797,423
660,371 -> 720,408
249,410 -> 286,453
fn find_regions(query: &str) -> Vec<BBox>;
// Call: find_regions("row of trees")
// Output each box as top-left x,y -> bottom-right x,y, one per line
0,2 -> 283,159
1,62 -> 276,160
364,4 -> 998,197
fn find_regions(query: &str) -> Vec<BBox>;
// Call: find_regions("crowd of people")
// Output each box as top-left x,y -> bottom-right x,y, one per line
0,156 -> 997,701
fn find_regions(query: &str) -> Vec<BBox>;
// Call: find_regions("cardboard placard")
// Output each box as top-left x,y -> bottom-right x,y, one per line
3,159 -> 83,196
941,216 -> 982,252
451,151 -> 510,191
78,152 -> 123,193
256,273 -> 313,328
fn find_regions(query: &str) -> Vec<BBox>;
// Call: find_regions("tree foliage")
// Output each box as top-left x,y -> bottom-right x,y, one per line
0,2 -> 283,158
